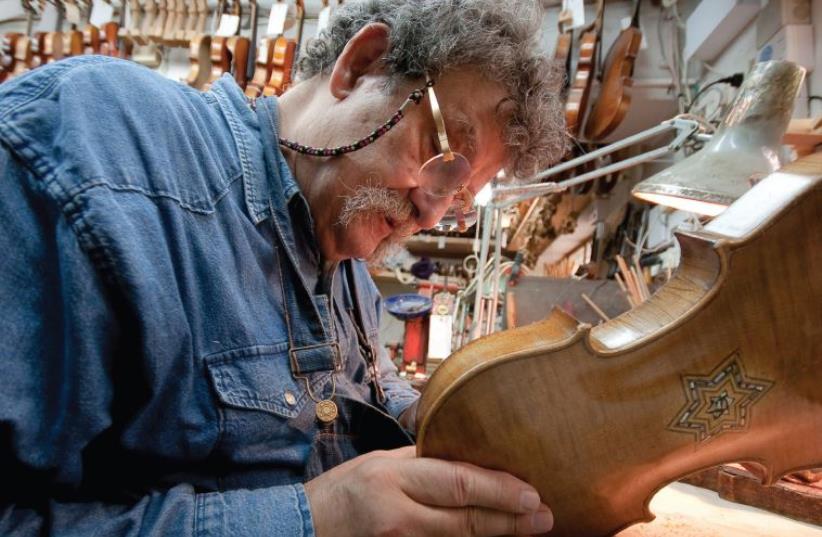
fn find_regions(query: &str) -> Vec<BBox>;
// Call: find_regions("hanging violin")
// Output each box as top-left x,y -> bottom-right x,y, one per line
584,0 -> 642,141
565,0 -> 604,138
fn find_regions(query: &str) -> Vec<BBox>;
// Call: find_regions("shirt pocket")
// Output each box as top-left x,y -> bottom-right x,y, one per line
204,343 -> 333,476
205,343 -> 330,419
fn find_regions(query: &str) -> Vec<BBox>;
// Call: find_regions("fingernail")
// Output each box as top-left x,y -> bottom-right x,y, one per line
532,509 -> 554,533
519,490 -> 541,511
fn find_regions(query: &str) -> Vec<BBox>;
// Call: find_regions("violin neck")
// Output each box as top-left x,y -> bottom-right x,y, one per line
590,0 -> 605,35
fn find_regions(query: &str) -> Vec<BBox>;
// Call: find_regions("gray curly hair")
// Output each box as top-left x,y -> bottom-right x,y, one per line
297,0 -> 566,180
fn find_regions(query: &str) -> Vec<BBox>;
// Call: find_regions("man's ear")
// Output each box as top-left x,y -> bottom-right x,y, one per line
329,22 -> 390,99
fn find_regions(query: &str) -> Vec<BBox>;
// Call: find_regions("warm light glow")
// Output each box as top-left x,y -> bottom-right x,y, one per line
475,183 -> 493,207
633,192 -> 729,217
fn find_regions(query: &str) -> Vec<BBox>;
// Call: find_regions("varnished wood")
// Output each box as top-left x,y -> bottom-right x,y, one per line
565,0 -> 603,137
0,33 -> 21,82
226,35 -> 249,89
202,35 -> 230,90
262,36 -> 295,97
63,29 -> 85,57
185,33 -> 210,89
553,9 -> 573,93
418,153 -> 822,536
82,24 -> 101,54
36,31 -> 64,64
682,465 -> 822,526
584,0 -> 642,141
244,36 -> 274,98
9,35 -> 35,77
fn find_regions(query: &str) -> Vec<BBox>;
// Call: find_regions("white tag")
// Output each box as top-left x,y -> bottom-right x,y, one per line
64,2 -> 83,25
567,0 -> 585,29
620,16 -> 631,31
427,314 -> 453,360
35,2 -> 59,32
90,0 -> 115,27
215,13 -> 239,37
316,5 -> 331,36
266,2 -> 288,37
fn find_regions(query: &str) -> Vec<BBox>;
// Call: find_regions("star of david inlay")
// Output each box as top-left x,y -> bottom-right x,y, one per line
669,351 -> 774,442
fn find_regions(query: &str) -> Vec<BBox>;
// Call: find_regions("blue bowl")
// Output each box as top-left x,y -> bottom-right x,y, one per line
384,293 -> 433,320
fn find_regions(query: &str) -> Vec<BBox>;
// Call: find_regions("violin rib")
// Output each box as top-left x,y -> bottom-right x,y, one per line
417,153 -> 822,537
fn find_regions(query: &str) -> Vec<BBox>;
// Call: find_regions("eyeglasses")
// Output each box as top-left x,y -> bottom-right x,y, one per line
276,77 -> 478,233
419,78 -> 477,232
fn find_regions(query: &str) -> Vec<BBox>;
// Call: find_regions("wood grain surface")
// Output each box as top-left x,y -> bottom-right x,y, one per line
417,153 -> 822,537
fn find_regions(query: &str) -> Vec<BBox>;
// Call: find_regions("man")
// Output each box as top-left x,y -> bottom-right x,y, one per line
0,0 -> 565,535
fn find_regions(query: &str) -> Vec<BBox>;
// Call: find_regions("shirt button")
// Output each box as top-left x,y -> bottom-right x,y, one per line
284,391 -> 297,406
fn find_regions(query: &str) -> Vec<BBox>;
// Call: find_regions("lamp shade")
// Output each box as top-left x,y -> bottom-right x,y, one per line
632,61 -> 806,216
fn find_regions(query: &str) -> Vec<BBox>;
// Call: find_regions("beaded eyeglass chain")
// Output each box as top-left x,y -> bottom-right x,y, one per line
255,80 -> 434,157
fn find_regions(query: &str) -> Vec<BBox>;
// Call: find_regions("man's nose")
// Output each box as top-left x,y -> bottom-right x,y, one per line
409,188 -> 453,230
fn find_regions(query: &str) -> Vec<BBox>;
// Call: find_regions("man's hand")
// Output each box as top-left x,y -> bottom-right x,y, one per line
304,446 -> 553,537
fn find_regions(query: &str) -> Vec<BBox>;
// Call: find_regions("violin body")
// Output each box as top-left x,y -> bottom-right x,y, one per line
203,36 -> 231,90
1,33 -> 21,82
565,30 -> 597,138
245,36 -> 274,98
226,35 -> 250,89
262,36 -> 296,97
82,24 -> 101,54
417,153 -> 822,536
584,19 -> 642,140
9,35 -> 35,78
36,32 -> 63,64
185,34 -> 211,89
63,30 -> 84,57
554,32 -> 572,89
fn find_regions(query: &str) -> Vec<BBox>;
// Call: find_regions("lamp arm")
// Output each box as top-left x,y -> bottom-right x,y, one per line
491,118 -> 703,207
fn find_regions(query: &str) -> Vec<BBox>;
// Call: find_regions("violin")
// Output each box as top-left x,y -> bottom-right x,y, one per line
131,0 -> 162,66
82,24 -> 101,54
10,35 -> 36,77
417,152 -> 822,537
35,31 -> 63,64
204,35 -> 230,89
244,36 -> 274,98
202,0 -> 241,90
553,9 -> 573,93
261,35 -> 295,96
63,29 -> 84,57
1,33 -> 21,82
584,0 -> 642,141
99,21 -> 117,56
229,0 -> 259,91
183,0 -> 212,89
565,0 -> 604,138
185,34 -> 211,89
61,0 -> 85,57
226,35 -> 250,88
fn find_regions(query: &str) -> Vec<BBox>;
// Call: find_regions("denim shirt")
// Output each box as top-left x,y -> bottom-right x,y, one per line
0,56 -> 418,536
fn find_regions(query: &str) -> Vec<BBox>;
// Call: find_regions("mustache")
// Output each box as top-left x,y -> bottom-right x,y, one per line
337,185 -> 415,235
338,185 -> 417,266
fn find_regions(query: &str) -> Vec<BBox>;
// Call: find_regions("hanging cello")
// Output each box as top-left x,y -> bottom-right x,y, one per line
417,65 -> 819,537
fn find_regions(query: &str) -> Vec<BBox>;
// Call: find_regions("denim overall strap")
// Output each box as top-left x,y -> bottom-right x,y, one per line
255,98 -> 339,376
345,260 -> 382,356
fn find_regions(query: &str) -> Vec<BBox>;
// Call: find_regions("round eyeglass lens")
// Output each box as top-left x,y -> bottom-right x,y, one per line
435,203 -> 478,232
434,188 -> 477,232
418,152 -> 472,197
